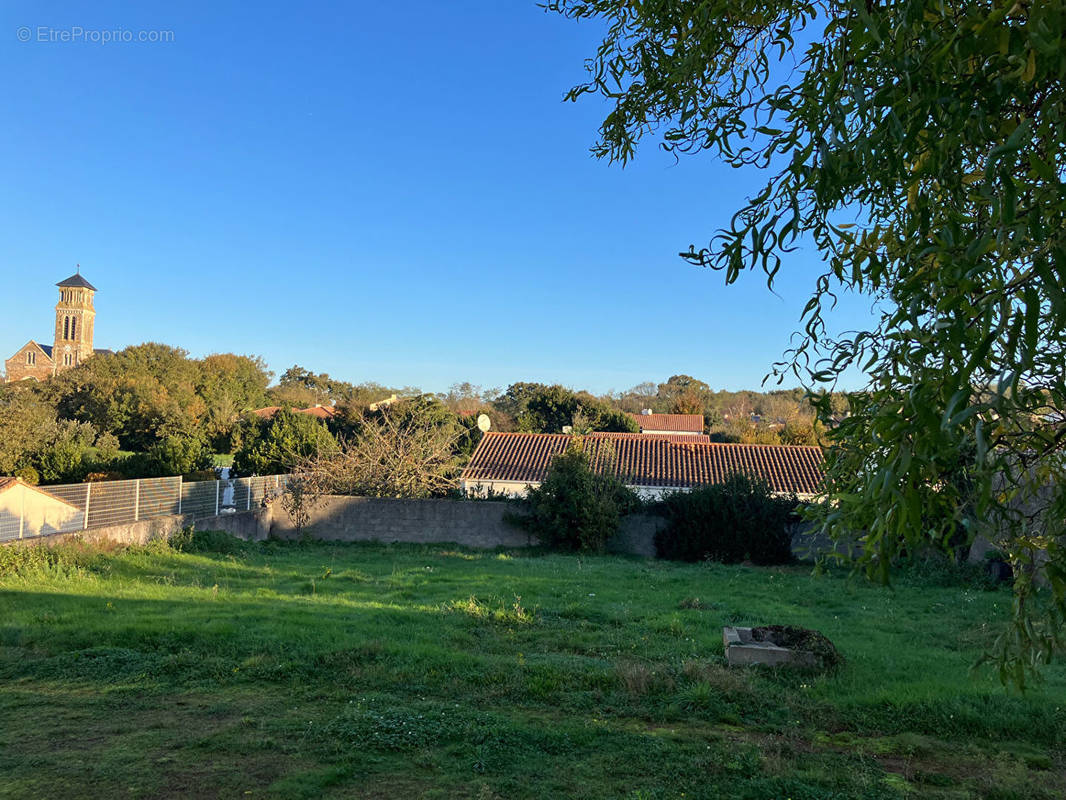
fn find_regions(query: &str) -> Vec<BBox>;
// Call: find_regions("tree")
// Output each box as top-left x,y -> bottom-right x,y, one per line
618,381 -> 661,413
439,382 -> 497,417
0,388 -> 99,483
233,409 -> 339,476
493,382 -> 549,422
0,389 -> 55,475
549,1 -> 1066,682
657,375 -> 710,416
51,343 -> 205,451
511,384 -> 639,434
197,354 -> 272,451
273,365 -> 417,408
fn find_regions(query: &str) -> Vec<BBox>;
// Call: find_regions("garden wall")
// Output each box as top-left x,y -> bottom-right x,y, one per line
5,494 -> 837,562
268,495 -> 666,555
269,496 -> 530,549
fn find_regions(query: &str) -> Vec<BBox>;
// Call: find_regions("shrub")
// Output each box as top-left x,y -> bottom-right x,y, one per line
93,432 -> 121,462
280,475 -> 317,537
233,409 -> 338,476
653,473 -> 796,564
508,446 -> 640,553
147,433 -> 214,477
171,527 -> 248,555
297,404 -> 462,498
13,466 -> 39,485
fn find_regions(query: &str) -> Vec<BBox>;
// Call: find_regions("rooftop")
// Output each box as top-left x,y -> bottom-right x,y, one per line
0,477 -> 79,507
461,431 -> 824,496
629,412 -> 705,433
56,273 -> 97,291
252,405 -> 337,421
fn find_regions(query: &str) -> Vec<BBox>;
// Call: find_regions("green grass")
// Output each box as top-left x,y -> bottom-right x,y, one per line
1,538 -> 1064,799
211,452 -> 235,468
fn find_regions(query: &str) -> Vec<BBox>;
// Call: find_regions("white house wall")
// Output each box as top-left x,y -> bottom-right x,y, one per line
0,485 -> 83,538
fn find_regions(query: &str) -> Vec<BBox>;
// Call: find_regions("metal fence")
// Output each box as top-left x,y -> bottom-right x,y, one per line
0,474 -> 291,542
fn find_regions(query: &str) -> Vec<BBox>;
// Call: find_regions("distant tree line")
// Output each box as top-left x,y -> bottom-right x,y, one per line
0,345 -> 839,485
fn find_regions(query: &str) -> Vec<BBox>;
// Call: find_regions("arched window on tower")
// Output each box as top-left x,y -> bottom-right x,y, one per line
64,317 -> 70,340
70,317 -> 76,339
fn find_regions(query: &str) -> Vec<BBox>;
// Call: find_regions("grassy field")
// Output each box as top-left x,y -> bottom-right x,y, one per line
1,537 -> 1064,799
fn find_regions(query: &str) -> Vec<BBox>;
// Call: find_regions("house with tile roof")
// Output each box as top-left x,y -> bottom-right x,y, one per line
460,431 -> 824,500
629,412 -> 705,435
252,404 -> 338,421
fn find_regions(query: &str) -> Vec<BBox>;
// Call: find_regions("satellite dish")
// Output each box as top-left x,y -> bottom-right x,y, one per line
476,413 -> 491,432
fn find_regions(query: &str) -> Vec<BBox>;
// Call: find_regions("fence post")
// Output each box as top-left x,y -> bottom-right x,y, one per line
134,479 -> 141,522
215,481 -> 220,516
247,478 -> 252,511
83,481 -> 91,530
177,475 -> 183,515
18,485 -> 25,539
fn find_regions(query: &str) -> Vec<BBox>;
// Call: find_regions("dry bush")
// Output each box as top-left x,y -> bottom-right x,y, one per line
297,411 -> 462,499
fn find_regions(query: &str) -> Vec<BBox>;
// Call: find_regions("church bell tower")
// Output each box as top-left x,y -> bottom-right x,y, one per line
53,267 -> 97,372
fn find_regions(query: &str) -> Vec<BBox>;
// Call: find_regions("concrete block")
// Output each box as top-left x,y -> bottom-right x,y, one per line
723,626 -> 819,668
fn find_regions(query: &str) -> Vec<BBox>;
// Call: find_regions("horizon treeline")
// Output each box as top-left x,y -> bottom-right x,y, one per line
0,343 -> 843,485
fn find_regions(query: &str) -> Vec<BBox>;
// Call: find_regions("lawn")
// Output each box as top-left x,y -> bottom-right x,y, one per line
0,537 -> 1063,799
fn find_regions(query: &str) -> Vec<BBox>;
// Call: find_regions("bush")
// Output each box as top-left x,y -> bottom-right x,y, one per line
147,433 -> 214,477
232,410 -> 338,476
170,527 -> 248,555
508,446 -> 640,553
653,473 -> 796,564
14,466 -> 39,485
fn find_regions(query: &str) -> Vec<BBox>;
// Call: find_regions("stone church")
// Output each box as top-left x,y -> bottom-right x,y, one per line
4,270 -> 111,382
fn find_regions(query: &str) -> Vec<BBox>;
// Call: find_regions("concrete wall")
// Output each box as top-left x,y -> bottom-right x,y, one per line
2,494 -> 827,563
270,496 -> 533,549
3,507 -> 271,549
2,494 -> 668,558
270,495 -> 668,556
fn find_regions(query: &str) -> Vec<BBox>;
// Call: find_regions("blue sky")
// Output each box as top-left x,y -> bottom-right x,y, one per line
0,1 -> 876,394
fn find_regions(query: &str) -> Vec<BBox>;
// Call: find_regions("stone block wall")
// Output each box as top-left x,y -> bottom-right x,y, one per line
269,496 -> 533,549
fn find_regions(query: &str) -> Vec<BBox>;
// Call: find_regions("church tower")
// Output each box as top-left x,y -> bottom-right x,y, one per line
53,268 -> 97,372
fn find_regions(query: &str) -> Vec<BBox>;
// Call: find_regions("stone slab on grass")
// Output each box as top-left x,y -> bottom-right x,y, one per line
723,626 -> 820,668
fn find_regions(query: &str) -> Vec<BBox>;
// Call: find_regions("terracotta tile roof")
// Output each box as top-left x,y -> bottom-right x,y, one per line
299,405 -> 337,420
629,413 -> 705,433
252,405 -> 337,421
461,432 -> 824,495
587,431 -> 711,444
